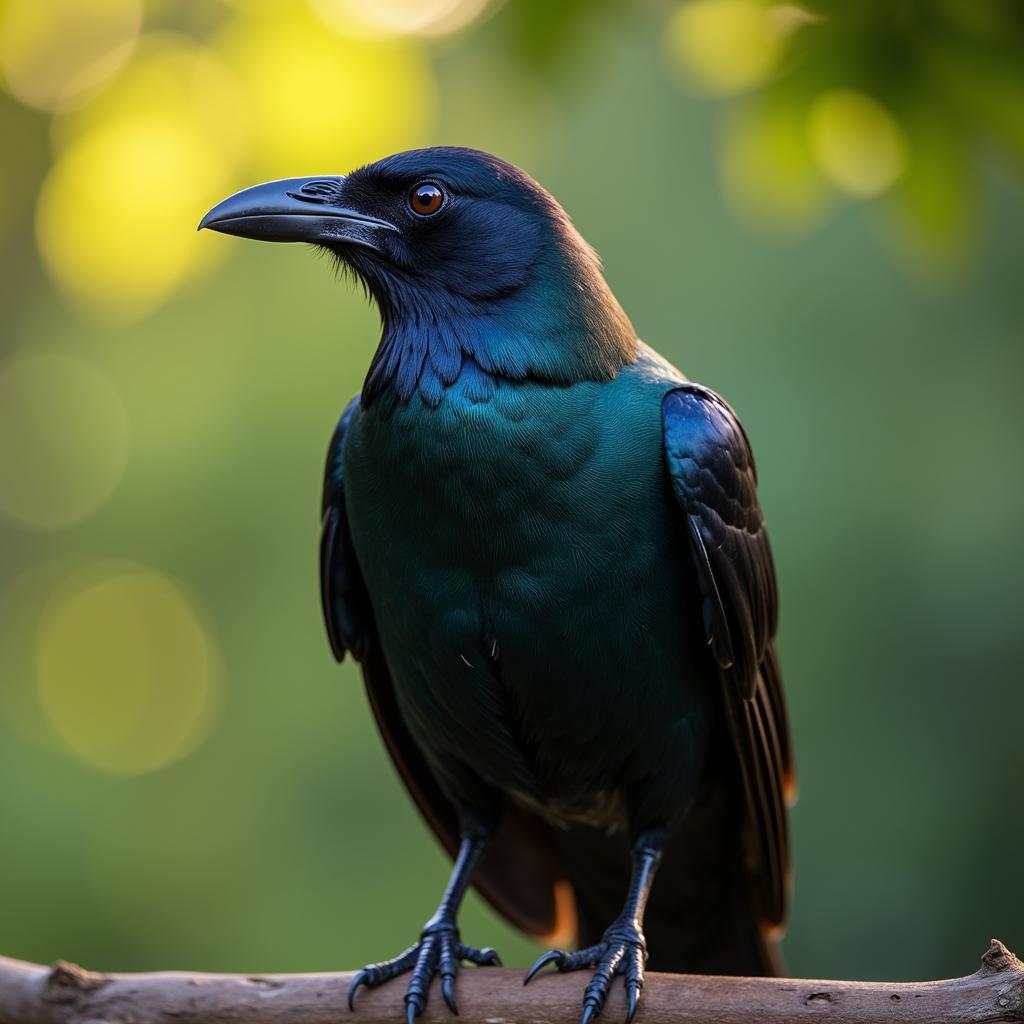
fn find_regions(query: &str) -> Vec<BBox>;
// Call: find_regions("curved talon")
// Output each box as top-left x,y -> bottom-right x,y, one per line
456,943 -> 502,967
441,974 -> 458,1015
348,969 -> 370,1011
524,949 -> 565,985
532,928 -> 647,1024
624,944 -> 644,1024
351,931 -> 499,1017
625,983 -> 640,1024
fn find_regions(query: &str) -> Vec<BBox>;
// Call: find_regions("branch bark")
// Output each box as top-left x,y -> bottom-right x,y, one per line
0,940 -> 1021,1024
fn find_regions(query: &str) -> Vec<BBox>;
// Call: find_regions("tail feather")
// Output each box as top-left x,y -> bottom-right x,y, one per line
549,776 -> 782,977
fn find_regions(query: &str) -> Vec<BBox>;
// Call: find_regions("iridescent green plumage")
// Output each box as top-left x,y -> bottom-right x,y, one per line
202,147 -> 794,1024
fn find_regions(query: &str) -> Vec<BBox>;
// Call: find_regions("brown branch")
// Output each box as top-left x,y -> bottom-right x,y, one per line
0,940 -> 1021,1024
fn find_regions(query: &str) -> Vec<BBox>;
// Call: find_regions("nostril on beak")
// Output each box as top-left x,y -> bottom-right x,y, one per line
287,179 -> 346,205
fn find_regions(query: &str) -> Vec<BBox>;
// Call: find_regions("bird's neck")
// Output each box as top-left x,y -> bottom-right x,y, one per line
361,247 -> 638,406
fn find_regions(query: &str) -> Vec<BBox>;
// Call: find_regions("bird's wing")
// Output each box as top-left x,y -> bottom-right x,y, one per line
662,383 -> 795,931
320,395 -> 570,941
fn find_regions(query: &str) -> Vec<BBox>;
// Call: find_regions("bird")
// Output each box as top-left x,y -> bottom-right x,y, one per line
200,147 -> 794,1024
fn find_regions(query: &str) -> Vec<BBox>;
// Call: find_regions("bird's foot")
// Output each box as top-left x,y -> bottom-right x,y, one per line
348,918 -> 501,1021
524,919 -> 647,1024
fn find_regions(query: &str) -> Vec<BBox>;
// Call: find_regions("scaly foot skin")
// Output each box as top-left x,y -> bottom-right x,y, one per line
348,919 -> 501,1023
524,919 -> 647,1024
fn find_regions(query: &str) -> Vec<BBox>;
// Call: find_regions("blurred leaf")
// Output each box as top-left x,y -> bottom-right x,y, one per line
674,0 -> 1024,271
494,0 -> 618,69
665,0 -> 801,97
807,89 -> 907,198
720,92 -> 829,232
885,100 -> 977,275
926,33 -> 1024,166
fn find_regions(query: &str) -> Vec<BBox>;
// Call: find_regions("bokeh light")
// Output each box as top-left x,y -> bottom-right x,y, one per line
0,0 -> 141,111
0,353 -> 131,530
0,560 -> 78,750
35,563 -> 223,775
35,36 -> 242,322
310,0 -> 495,39
720,101 -> 828,231
665,0 -> 795,97
216,5 -> 435,177
808,89 -> 908,198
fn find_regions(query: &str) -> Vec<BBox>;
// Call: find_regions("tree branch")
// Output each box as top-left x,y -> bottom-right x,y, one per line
0,940 -> 1021,1024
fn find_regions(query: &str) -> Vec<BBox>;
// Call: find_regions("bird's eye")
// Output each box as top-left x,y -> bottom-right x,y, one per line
409,182 -> 444,216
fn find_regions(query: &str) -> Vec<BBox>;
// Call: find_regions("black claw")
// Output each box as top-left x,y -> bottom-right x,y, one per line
625,984 -> 639,1024
351,932 -> 498,1017
457,944 -> 502,968
534,927 -> 646,1024
442,974 -> 458,1015
524,949 -> 564,985
348,970 -> 369,1011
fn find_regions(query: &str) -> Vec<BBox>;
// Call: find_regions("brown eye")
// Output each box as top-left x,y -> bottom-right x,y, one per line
410,182 -> 444,216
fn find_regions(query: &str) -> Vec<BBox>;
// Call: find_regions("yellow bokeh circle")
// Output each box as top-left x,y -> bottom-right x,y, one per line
0,560 -> 78,749
0,353 -> 131,530
37,36 -> 243,322
37,118 -> 231,320
808,89 -> 908,198
216,6 -> 435,177
0,0 -> 141,111
720,104 -> 829,232
666,0 -> 787,97
35,564 -> 223,775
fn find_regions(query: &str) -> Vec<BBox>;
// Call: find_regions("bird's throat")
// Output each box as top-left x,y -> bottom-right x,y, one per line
361,280 -> 637,407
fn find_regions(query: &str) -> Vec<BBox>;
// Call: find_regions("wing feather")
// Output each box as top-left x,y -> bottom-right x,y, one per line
663,383 -> 793,929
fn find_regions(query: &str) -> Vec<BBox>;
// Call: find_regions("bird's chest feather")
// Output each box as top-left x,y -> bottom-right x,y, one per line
344,371 -> 670,640
342,366 -> 703,811
349,380 -> 605,567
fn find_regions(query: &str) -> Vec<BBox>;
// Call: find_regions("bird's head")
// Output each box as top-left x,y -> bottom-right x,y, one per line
200,147 -> 636,403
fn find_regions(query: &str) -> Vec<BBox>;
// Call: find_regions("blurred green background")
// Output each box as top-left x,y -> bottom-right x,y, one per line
1,0 -> 1022,986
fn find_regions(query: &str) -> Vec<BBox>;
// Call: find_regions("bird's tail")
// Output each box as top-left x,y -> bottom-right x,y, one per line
643,849 -> 783,976
552,794 -> 783,977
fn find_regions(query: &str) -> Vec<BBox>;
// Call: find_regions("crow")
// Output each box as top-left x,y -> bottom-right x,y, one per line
201,147 -> 794,1024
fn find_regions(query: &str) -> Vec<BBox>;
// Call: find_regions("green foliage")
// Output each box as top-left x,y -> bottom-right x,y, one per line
665,0 -> 1024,269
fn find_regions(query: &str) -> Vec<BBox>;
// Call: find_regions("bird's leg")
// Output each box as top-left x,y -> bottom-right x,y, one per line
348,826 -> 500,1021
525,830 -> 665,1024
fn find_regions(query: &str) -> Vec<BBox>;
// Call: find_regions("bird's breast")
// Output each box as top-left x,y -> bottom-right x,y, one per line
344,367 -> 690,673
348,380 -> 611,568
341,366 -> 708,813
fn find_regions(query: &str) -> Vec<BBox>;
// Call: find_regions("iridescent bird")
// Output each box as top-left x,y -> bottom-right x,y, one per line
201,147 -> 794,1024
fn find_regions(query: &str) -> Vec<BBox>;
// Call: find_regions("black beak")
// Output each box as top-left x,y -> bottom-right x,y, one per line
198,176 -> 397,249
